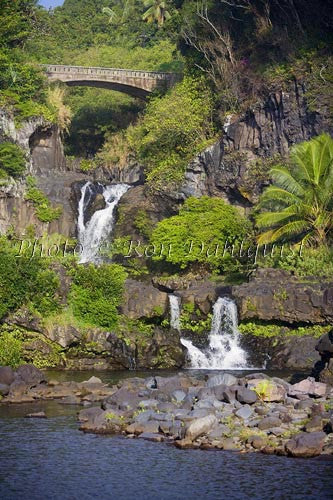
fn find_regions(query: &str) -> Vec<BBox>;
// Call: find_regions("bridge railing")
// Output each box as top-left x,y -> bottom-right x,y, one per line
40,64 -> 177,81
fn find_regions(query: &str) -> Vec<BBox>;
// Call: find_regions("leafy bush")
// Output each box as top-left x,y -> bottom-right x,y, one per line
0,330 -> 23,369
68,263 -> 127,329
0,142 -> 26,178
25,177 -> 63,223
259,245 -> 333,279
127,77 -> 216,190
150,196 -> 252,271
0,236 -> 60,319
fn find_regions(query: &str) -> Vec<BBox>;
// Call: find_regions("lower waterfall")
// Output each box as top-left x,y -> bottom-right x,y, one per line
78,182 -> 130,264
180,297 -> 249,370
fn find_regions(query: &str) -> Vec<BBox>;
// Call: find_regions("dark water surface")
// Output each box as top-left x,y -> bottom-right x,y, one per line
0,371 -> 332,500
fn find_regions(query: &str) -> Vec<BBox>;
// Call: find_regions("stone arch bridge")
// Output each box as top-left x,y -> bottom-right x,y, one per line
42,64 -> 180,99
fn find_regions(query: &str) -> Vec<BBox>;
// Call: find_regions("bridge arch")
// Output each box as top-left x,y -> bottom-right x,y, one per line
42,65 -> 180,99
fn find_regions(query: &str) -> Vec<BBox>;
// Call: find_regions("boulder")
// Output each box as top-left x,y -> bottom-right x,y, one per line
233,268 -> 333,324
247,379 -> 286,402
235,405 -> 254,420
289,378 -> 327,398
207,373 -> 238,388
236,387 -> 257,405
122,279 -> 168,320
0,366 -> 15,386
185,415 -> 218,441
0,383 -> 9,396
16,365 -> 47,386
285,432 -> 327,458
258,416 -> 282,430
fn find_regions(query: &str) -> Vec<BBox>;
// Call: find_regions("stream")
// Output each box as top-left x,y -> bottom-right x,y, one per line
0,371 -> 332,500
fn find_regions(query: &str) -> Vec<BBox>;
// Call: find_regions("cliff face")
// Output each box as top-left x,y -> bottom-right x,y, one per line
0,110 -> 80,236
180,81 -> 332,208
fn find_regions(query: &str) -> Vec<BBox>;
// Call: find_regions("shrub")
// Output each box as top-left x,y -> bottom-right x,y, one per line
259,245 -> 333,279
127,76 -> 216,190
25,177 -> 62,222
0,236 -> 60,319
0,330 -> 23,369
0,142 -> 26,178
150,196 -> 252,271
68,263 -> 127,329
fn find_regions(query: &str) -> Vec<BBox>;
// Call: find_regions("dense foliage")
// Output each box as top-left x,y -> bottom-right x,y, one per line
127,76 -> 215,189
150,196 -> 251,271
0,236 -> 60,320
257,134 -> 333,246
68,263 -> 127,329
0,142 -> 26,178
25,177 -> 63,222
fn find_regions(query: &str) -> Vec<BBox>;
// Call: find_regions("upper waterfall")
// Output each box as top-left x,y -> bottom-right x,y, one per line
77,182 -> 130,264
181,297 -> 249,370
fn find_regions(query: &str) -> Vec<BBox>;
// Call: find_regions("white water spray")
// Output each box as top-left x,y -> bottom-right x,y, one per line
78,182 -> 130,263
181,297 -> 249,370
169,294 -> 181,331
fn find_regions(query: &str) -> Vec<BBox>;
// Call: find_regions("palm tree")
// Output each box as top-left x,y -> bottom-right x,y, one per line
102,6 -> 117,24
142,0 -> 171,27
256,133 -> 333,246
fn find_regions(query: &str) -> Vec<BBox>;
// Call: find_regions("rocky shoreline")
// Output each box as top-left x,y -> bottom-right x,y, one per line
1,364 -> 332,459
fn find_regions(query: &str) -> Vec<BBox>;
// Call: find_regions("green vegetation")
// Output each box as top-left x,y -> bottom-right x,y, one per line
0,236 -> 60,320
150,196 -> 251,271
127,77 -> 215,190
0,329 -> 23,369
257,134 -> 333,245
25,177 -> 63,223
239,321 -> 331,339
0,142 -> 26,178
180,303 -> 212,335
68,263 -> 127,329
260,245 -> 333,279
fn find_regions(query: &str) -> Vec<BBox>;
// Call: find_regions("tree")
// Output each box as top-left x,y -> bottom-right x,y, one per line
142,0 -> 171,27
256,134 -> 333,246
150,196 -> 251,271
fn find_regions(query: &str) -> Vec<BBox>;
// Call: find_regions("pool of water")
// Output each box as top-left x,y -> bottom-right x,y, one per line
0,400 -> 332,500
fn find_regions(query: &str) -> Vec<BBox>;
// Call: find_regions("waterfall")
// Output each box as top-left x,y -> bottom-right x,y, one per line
78,182 -> 130,264
180,297 -> 249,370
169,294 -> 181,331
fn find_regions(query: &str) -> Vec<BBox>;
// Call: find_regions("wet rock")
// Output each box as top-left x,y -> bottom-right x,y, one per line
25,412 -> 47,419
0,366 -> 15,386
16,364 -> 47,387
138,432 -> 164,442
82,376 -> 103,385
185,415 -> 218,441
236,387 -> 257,405
221,438 -> 239,451
78,407 -> 104,423
285,431 -> 327,458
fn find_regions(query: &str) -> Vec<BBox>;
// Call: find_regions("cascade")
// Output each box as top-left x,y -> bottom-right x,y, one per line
169,294 -> 181,331
77,182 -> 130,263
180,297 -> 249,370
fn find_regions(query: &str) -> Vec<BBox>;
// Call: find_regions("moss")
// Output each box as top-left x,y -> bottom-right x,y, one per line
239,321 -> 331,338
